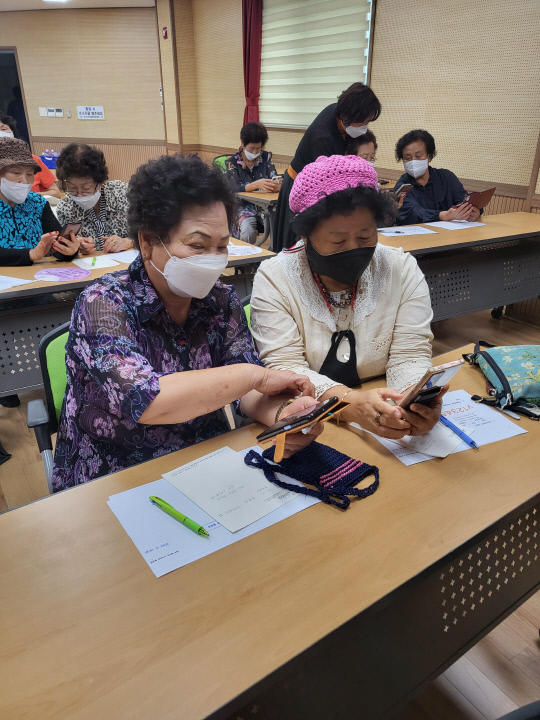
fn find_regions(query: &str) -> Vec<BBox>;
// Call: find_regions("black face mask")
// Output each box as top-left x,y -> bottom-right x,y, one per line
305,241 -> 376,286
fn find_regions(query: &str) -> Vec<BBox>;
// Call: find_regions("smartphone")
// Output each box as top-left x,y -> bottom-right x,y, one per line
392,183 -> 413,196
58,221 -> 82,240
399,360 -> 464,411
271,176 -> 282,187
256,396 -> 345,443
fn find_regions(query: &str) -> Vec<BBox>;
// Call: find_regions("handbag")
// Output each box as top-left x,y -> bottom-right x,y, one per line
463,341 -> 540,419
244,441 -> 379,510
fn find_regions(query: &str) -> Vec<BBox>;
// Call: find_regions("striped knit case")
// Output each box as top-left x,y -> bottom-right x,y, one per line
244,442 -> 379,510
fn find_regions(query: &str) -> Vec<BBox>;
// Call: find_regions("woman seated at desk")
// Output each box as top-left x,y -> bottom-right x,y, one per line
0,113 -> 62,199
345,129 -> 378,165
394,129 -> 481,226
0,137 -> 79,267
56,143 -> 132,254
226,122 -> 278,244
52,154 -> 321,492
250,154 -> 445,440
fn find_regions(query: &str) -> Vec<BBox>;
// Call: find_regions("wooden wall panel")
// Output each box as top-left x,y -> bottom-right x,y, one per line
156,0 -> 179,145
369,0 -> 540,187
174,0 -> 199,146
0,8 -> 164,142
191,0 -> 245,149
32,140 -> 166,183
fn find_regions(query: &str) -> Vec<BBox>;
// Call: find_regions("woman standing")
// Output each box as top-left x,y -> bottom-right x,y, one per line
273,82 -> 381,251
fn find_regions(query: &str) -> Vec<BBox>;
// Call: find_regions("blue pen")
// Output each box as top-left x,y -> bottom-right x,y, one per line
439,415 -> 479,449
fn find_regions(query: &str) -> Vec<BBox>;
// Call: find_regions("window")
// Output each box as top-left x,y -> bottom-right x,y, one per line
260,0 -> 373,129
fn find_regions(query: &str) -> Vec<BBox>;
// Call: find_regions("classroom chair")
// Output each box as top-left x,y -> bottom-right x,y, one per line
27,322 -> 70,494
212,154 -> 229,173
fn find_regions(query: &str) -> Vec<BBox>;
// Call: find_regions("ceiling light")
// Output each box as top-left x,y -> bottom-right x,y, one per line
42,1 -> 70,3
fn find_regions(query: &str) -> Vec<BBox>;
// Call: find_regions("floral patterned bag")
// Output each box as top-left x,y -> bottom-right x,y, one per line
463,342 -> 540,419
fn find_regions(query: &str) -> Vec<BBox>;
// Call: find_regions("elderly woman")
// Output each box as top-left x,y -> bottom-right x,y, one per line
250,154 -> 445,440
395,129 -> 481,226
0,137 -> 79,266
273,82 -> 381,252
56,143 -> 132,254
52,155 -> 321,491
226,121 -> 279,244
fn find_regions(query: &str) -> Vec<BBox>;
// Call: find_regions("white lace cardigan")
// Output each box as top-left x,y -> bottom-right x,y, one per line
249,241 -> 434,398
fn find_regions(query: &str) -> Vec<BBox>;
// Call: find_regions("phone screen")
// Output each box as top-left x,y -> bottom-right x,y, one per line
400,361 -> 463,410
256,396 -> 338,442
59,222 -> 82,239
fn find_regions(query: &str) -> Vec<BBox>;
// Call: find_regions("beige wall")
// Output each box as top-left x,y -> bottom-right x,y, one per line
370,0 -> 540,187
0,7 -> 164,142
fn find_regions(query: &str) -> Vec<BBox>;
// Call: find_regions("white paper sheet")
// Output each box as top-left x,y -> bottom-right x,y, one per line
72,256 -> 120,270
425,221 -> 486,230
227,243 -> 262,256
0,275 -> 35,291
106,249 -> 140,264
107,447 -> 319,577
397,421 -> 465,457
163,446 -> 296,532
351,389 -> 526,466
377,226 -> 437,236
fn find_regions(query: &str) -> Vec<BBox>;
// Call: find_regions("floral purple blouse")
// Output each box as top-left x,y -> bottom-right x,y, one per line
52,255 -> 260,492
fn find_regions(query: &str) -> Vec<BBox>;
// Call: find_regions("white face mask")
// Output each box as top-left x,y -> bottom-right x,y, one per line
367,159 -> 376,166
404,159 -> 429,178
244,149 -> 260,161
69,189 -> 101,211
151,241 -> 228,298
0,177 -> 32,204
0,130 -> 14,138
345,124 -> 369,138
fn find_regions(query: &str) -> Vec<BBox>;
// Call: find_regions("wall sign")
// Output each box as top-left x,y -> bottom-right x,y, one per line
77,106 -> 105,120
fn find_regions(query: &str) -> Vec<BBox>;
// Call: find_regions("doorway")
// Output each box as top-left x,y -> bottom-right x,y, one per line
0,49 -> 30,145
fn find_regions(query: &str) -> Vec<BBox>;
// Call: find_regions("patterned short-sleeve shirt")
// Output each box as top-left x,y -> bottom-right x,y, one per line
52,255 -> 261,491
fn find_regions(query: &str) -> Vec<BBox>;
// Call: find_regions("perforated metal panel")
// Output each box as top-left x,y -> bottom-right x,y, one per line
0,293 -> 77,397
417,235 -> 540,320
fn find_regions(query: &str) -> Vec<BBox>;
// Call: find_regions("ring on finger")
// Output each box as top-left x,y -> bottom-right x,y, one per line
374,411 -> 381,426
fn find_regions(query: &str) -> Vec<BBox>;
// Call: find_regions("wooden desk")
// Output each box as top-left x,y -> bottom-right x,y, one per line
227,236 -> 274,268
379,212 -> 540,321
1,346 -> 538,719
237,191 -> 280,251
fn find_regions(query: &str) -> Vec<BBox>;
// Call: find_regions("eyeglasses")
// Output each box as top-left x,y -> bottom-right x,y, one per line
62,182 -> 98,197
359,155 -> 377,163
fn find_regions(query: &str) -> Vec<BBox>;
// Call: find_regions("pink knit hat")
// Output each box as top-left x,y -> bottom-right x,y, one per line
289,154 -> 379,214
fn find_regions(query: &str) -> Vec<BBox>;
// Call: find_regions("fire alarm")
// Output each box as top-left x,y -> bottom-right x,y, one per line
162,27 -> 168,40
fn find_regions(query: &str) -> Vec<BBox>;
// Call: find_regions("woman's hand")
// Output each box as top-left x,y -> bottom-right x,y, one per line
103,235 -> 132,253
29,232 -> 55,261
277,396 -> 324,458
343,388 -> 412,439
466,205 -> 481,221
53,231 -> 80,257
399,384 -> 449,436
246,178 -> 276,192
440,203 -> 473,222
79,237 -> 95,255
253,366 -> 315,398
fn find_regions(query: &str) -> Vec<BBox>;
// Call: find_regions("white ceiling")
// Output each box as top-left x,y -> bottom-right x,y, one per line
0,0 -> 154,11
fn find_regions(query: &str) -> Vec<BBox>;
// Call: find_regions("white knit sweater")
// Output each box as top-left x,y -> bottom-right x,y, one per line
250,241 -> 434,398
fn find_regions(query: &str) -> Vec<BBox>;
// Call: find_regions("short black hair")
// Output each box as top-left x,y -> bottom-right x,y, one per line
345,129 -> 378,156
395,129 -> 437,161
335,82 -> 381,126
127,154 -> 238,249
240,122 -> 268,147
291,185 -> 395,237
56,143 -> 109,184
0,112 -> 17,136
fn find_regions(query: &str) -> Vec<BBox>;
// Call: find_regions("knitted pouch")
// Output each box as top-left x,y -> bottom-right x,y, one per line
244,441 -> 379,510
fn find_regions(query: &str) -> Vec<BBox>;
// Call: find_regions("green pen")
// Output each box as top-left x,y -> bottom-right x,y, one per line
149,496 -> 210,537
92,256 -> 97,267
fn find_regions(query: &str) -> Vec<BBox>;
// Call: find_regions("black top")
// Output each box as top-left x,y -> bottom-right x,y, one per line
396,167 -> 467,225
0,202 -> 70,266
291,104 -> 347,174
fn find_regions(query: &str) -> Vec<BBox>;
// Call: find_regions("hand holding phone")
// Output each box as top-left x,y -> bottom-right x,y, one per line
399,360 -> 464,411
